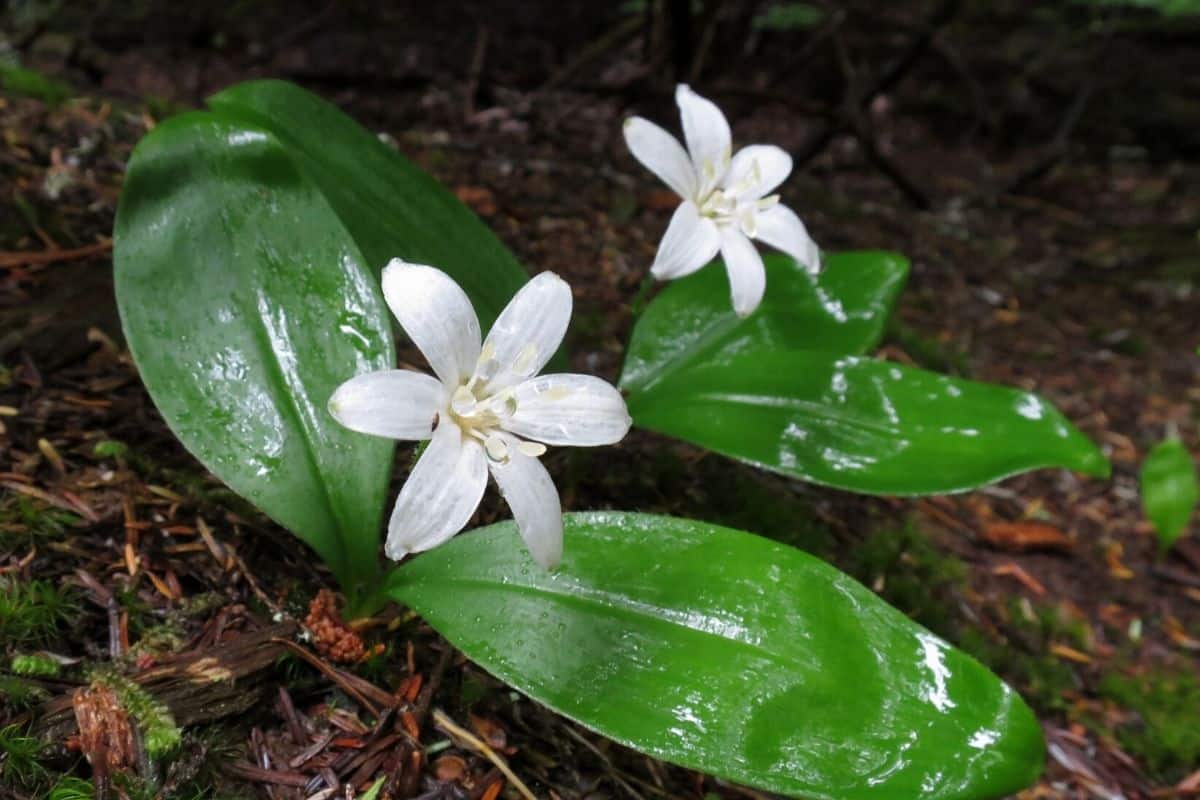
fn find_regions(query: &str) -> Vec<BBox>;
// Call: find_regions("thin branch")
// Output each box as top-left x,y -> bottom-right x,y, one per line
0,239 -> 112,270
433,709 -> 537,800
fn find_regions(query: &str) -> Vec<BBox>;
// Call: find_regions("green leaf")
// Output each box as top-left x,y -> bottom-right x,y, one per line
620,251 -> 909,393
388,512 -> 1044,800
207,79 -> 529,331
1141,437 -> 1198,552
626,350 -> 1109,494
113,113 -> 395,600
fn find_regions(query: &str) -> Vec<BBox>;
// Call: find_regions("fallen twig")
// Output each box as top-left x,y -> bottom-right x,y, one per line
0,238 -> 112,269
269,638 -> 382,718
433,709 -> 537,800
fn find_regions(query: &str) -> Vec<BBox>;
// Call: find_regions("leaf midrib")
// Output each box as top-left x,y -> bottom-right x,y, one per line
397,574 -> 794,669
240,286 -> 349,581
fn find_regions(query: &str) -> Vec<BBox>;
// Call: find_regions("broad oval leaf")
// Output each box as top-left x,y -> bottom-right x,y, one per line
207,79 -> 529,331
620,251 -> 909,393
627,350 -> 1109,494
388,512 -> 1044,800
1140,437 -> 1198,551
114,113 -> 395,598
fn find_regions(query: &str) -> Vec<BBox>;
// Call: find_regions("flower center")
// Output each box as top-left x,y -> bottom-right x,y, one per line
696,158 -> 779,235
444,344 -> 547,464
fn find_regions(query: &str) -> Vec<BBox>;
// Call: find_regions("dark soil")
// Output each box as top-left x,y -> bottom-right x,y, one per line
2,1 -> 1199,798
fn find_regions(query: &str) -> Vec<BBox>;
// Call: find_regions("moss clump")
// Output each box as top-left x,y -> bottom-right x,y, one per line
1099,669 -> 1200,782
847,522 -> 966,637
127,623 -> 185,661
0,495 -> 79,549
90,670 -> 181,758
687,462 -> 832,555
957,628 -> 1078,713
48,777 -> 95,800
0,675 -> 49,711
0,724 -> 48,791
10,653 -> 61,677
92,439 -> 130,460
0,578 -> 77,646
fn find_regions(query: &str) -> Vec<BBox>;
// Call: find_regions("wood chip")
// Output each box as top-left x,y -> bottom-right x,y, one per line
980,521 -> 1074,554
992,562 -> 1047,596
1105,542 -> 1135,580
1050,644 -> 1093,664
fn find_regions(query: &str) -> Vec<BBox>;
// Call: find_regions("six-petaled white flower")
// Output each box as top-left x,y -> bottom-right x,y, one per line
329,260 -> 631,569
624,84 -> 821,317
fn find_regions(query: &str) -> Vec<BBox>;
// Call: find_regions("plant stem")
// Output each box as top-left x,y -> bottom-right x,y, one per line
629,272 -> 657,318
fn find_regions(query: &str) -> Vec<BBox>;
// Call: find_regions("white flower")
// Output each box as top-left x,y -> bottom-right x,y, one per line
328,260 -> 631,569
624,84 -> 821,317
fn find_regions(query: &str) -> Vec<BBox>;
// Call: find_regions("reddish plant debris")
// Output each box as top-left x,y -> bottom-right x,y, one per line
305,589 -> 367,665
454,185 -> 498,216
980,521 -> 1075,554
72,683 -> 137,778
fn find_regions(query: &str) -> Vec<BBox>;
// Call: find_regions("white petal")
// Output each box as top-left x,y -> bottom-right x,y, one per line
490,442 -> 563,569
623,116 -> 698,200
505,374 -> 632,447
479,271 -> 572,392
328,369 -> 443,441
755,204 -> 821,274
381,259 -> 481,388
725,145 -> 793,199
676,84 -> 731,198
650,201 -> 721,280
720,227 -> 766,318
385,422 -> 487,559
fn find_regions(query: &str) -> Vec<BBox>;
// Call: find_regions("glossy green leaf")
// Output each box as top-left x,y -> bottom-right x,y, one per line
113,113 -> 395,600
388,512 -> 1044,800
207,79 -> 528,331
621,251 -> 909,393
627,349 -> 1109,494
1140,437 -> 1198,551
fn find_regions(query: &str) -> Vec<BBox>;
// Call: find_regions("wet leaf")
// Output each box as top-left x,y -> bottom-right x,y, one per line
388,512 -> 1045,800
207,79 -> 529,331
620,251 -> 909,393
114,113 -> 394,600
1141,437 -> 1198,552
626,349 -> 1110,495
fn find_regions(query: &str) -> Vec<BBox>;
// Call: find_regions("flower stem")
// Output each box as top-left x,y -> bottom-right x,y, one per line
629,272 -> 657,318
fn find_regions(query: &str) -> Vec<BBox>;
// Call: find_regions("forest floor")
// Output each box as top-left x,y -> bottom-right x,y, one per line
1,2 -> 1199,799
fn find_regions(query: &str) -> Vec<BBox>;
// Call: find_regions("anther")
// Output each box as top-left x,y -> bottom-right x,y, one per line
484,435 -> 509,463
517,441 -> 547,458
450,385 -> 477,416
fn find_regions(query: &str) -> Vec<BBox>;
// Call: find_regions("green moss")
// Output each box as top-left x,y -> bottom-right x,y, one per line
127,622 -> 185,661
0,495 -> 79,548
0,578 -> 77,646
48,777 -> 95,800
701,471 -> 831,554
178,591 -> 228,618
847,522 -> 966,636
1028,600 -> 1093,652
0,724 -> 48,790
1099,669 -> 1200,782
957,628 -> 1077,713
92,439 -> 130,460
89,670 -> 181,758
0,675 -> 49,711
10,653 -> 61,677
0,64 -> 73,105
